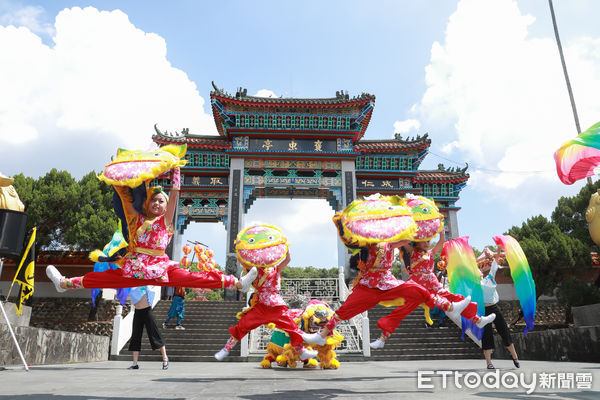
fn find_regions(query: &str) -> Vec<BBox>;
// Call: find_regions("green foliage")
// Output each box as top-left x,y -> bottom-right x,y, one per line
184,290 -> 196,301
12,169 -> 117,250
505,181 -> 600,298
65,172 -> 117,250
507,215 -> 590,297
182,262 -> 224,301
552,181 -> 600,252
281,266 -> 338,279
205,289 -> 224,301
556,276 -> 600,307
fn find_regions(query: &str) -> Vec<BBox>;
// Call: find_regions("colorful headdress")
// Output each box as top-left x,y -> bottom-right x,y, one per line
332,194 -> 416,247
99,144 -> 187,188
235,224 -> 289,268
405,194 -> 444,241
88,222 -> 129,263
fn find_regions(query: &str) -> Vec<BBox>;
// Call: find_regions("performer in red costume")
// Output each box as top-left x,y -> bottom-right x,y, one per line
214,224 -> 318,362
305,240 -> 477,349
46,167 -> 256,293
405,230 -> 496,328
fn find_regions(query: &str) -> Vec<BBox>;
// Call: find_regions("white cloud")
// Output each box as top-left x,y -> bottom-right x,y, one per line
0,4 -> 54,36
441,140 -> 459,154
0,6 -> 216,178
254,89 -> 277,98
405,0 -> 600,203
243,199 -> 339,268
393,119 -> 420,135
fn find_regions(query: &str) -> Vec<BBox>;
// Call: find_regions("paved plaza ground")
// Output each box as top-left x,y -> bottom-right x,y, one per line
1,359 -> 599,400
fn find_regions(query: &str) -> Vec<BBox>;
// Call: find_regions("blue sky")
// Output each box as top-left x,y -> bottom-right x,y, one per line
2,0 -> 600,269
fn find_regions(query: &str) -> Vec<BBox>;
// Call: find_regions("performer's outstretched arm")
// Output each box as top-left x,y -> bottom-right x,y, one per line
164,168 -> 180,228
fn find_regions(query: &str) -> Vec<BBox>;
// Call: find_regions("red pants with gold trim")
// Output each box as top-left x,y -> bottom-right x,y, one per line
410,274 -> 479,321
327,281 -> 437,335
434,289 -> 478,321
72,265 -> 236,289
228,302 -> 304,347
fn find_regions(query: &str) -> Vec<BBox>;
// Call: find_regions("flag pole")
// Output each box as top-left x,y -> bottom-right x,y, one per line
0,257 -> 30,371
548,0 -> 591,184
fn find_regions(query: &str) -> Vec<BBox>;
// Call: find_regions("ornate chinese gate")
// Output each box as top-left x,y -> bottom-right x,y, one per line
153,83 -> 469,281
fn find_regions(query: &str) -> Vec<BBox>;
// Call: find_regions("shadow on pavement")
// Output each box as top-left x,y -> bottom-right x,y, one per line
237,388 -> 432,399
0,396 -> 185,400
474,390 -> 600,399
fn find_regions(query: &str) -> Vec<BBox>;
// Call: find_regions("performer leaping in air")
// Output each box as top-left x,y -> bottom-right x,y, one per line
404,231 -> 496,329
46,145 -> 256,293
302,194 -> 495,349
402,195 -> 495,332
214,224 -> 319,362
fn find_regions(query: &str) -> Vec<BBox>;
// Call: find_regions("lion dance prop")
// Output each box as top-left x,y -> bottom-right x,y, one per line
260,300 -> 344,369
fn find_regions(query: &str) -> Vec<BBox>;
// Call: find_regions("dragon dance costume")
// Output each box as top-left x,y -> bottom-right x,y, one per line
216,225 -> 316,361
49,145 -> 240,292
409,247 -> 484,324
325,242 -> 453,338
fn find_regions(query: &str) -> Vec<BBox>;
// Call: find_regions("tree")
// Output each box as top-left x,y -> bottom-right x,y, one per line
12,169 -> 117,250
281,266 -> 338,279
552,181 -> 600,252
556,276 -> 600,322
507,215 -> 589,299
65,172 -> 117,250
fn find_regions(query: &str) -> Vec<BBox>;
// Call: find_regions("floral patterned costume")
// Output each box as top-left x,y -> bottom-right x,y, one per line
61,214 -> 237,290
408,248 -> 444,293
121,214 -> 178,281
326,242 -> 453,336
409,248 -> 481,322
228,262 -> 305,347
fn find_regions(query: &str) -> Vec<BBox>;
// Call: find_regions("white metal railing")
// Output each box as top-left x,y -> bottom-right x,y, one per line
110,286 -> 161,355
338,266 -> 371,357
243,266 -> 369,357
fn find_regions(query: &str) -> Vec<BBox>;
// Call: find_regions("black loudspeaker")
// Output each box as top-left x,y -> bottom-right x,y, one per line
0,209 -> 28,259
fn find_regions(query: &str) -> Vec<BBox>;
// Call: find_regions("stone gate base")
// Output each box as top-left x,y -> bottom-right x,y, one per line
0,324 -> 109,366
493,326 -> 600,363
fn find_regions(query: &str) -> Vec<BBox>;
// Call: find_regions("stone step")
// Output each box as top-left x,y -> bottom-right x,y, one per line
133,301 -> 481,362
112,350 -> 480,363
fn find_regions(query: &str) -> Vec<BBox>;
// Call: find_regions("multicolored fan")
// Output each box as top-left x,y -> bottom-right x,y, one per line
89,224 -> 131,306
88,222 -> 129,263
405,194 -> 444,241
235,224 -> 289,269
442,236 -> 485,339
554,121 -> 600,185
493,235 -> 536,334
99,144 -> 187,188
332,193 -> 417,247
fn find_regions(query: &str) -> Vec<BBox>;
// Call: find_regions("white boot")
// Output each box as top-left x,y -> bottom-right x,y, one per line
46,265 -> 66,293
476,313 -> 496,328
239,267 -> 258,292
302,331 -> 326,346
214,349 -> 229,361
299,348 -> 318,360
369,339 -> 386,349
446,296 -> 471,320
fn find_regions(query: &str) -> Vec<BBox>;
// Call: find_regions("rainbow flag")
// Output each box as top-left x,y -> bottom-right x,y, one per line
554,121 -> 600,185
442,236 -> 485,339
493,235 -> 536,334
